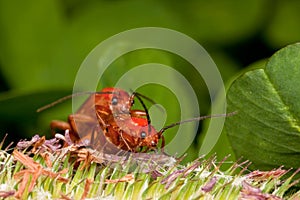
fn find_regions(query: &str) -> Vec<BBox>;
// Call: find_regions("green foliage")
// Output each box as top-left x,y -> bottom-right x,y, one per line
264,1 -> 300,47
226,43 -> 300,170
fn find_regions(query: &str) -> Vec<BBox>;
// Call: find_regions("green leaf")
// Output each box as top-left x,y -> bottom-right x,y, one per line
170,0 -> 268,44
0,0 -> 74,91
0,89 -> 71,140
264,1 -> 300,47
226,43 -> 300,170
0,90 -> 71,121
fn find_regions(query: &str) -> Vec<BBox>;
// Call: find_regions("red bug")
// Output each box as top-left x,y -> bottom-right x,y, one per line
39,87 -> 153,151
40,87 -> 236,153
101,111 -> 236,152
98,116 -> 158,152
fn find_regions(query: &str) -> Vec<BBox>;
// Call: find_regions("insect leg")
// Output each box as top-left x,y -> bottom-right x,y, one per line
119,131 -> 133,152
68,114 -> 97,133
50,120 -> 71,135
94,105 -> 110,129
160,135 -> 165,153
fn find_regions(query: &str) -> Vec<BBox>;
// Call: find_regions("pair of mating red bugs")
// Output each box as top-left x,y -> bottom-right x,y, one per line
39,87 -> 233,153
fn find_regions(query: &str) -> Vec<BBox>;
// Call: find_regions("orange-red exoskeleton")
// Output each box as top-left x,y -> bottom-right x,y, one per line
41,87 -> 236,153
45,87 -> 153,152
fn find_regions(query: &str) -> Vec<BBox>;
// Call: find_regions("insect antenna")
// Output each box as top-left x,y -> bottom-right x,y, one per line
133,92 -> 157,105
36,91 -> 114,112
133,91 -> 165,114
131,92 -> 152,133
158,111 -> 238,136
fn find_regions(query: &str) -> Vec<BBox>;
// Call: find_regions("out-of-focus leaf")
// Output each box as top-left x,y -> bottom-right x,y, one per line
0,89 -> 72,142
0,90 -> 71,121
264,1 -> 300,47
0,0 -> 268,91
168,0 -> 268,44
194,53 -> 244,164
225,43 -> 300,169
0,0 -> 76,91
197,84 -> 235,163
210,51 -> 240,81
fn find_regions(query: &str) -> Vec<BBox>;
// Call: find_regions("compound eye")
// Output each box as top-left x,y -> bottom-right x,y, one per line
151,141 -> 157,147
140,131 -> 147,139
111,97 -> 118,105
131,99 -> 135,106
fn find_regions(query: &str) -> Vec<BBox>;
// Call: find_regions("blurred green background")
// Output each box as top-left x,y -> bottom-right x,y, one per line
0,0 -> 300,161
